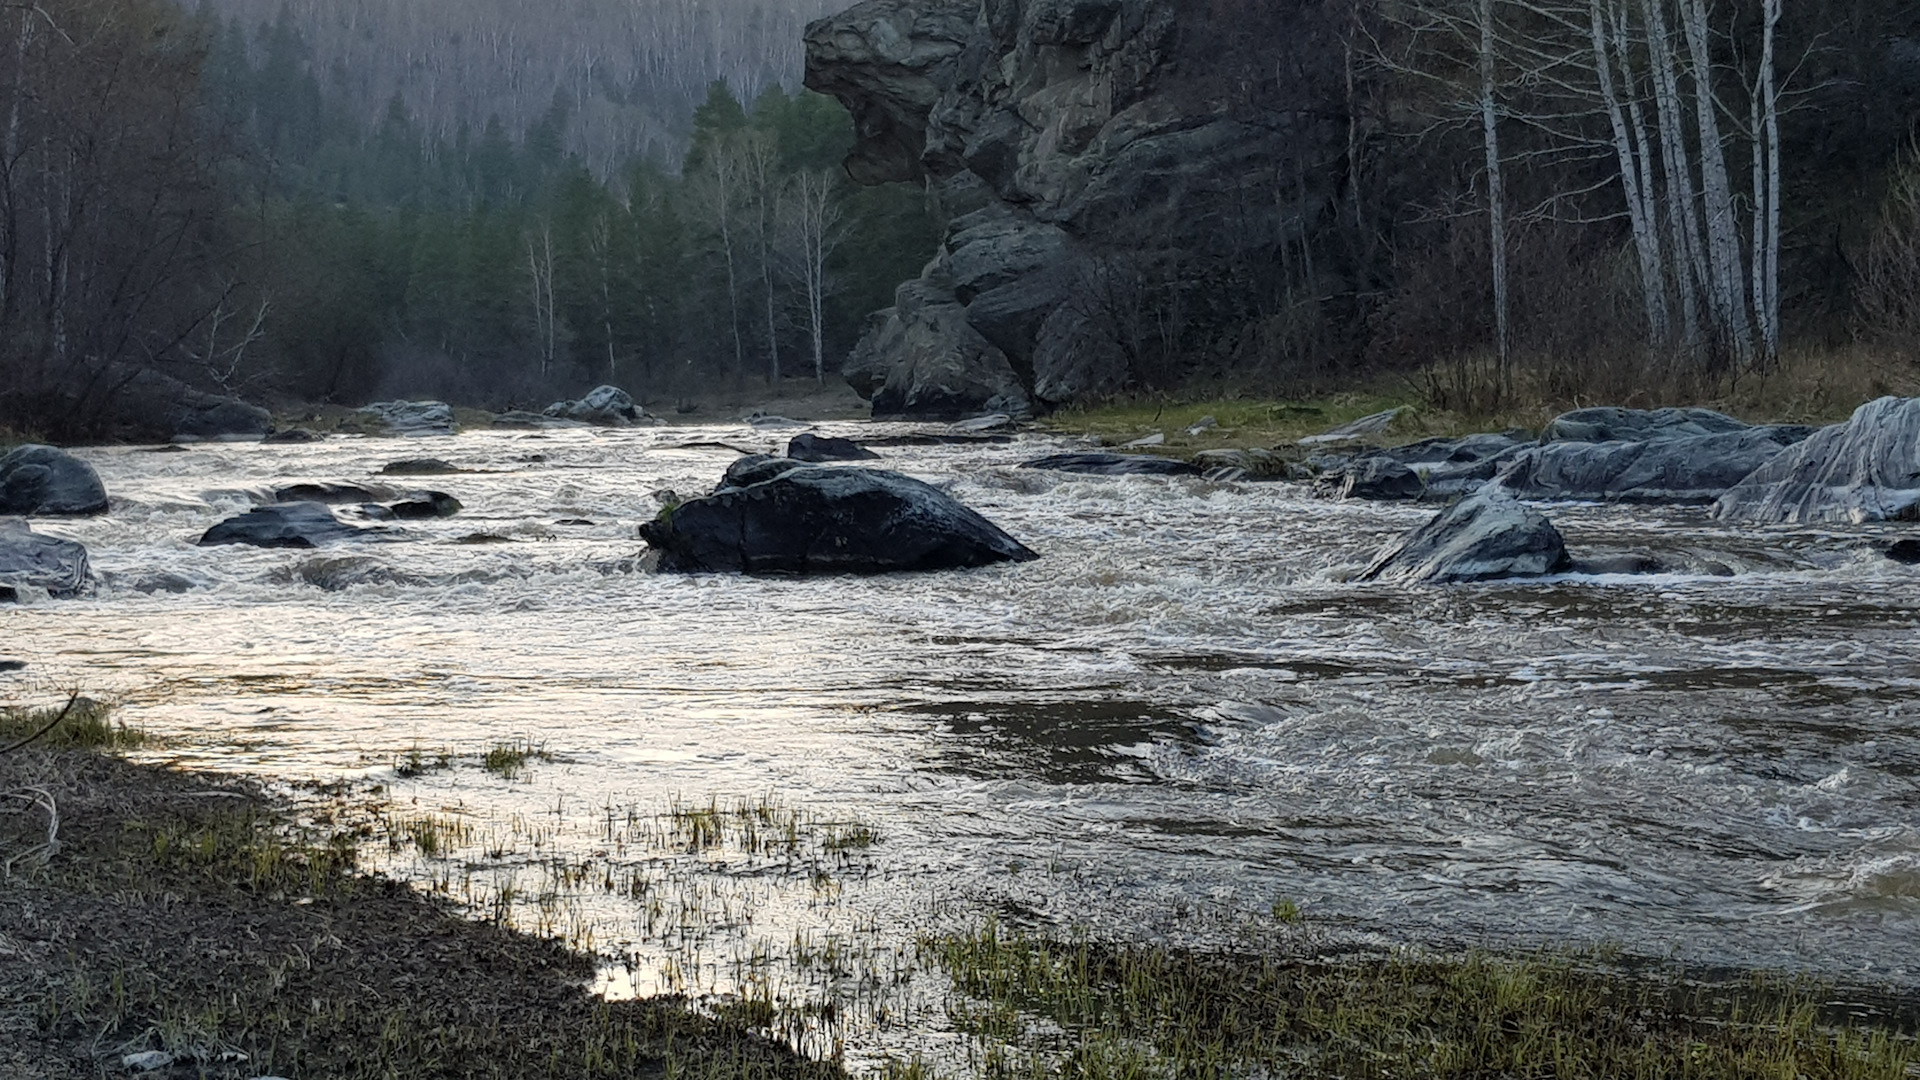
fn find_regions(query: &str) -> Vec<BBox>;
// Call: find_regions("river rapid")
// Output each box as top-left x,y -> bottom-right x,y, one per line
5,423 -> 1919,1036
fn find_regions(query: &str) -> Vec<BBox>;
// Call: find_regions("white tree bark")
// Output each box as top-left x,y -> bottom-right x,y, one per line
1590,0 -> 1669,345
1479,0 -> 1511,384
1678,0 -> 1753,365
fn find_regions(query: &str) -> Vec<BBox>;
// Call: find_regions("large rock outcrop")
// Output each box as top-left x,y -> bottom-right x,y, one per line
1714,396 -> 1920,523
639,455 -> 1038,573
0,445 -> 109,516
805,0 -> 1347,415
0,518 -> 90,598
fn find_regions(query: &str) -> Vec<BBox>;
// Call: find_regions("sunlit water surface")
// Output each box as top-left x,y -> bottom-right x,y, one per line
4,424 -> 1918,1058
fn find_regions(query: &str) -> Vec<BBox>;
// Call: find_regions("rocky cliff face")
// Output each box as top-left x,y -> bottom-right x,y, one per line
805,0 -> 1350,417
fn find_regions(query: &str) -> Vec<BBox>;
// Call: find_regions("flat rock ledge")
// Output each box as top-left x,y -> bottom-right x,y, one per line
639,455 -> 1037,574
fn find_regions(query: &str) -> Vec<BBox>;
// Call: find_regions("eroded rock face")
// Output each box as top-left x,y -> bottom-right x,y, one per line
1360,490 -> 1571,584
806,0 -> 1347,414
1714,396 -> 1920,524
0,445 -> 109,516
640,456 -> 1038,573
0,517 -> 90,598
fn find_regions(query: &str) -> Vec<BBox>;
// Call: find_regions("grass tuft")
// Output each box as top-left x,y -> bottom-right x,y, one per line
481,737 -> 550,780
0,698 -> 142,752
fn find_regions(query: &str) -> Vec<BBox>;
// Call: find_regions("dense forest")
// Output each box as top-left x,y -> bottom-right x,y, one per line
1,0 -> 1918,439
0,0 -> 936,437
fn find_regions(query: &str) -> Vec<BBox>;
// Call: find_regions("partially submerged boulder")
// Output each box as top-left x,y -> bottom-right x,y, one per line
788,433 -> 880,462
544,385 -> 660,426
1714,396 -> 1920,524
0,445 -> 109,516
1360,490 -> 1572,584
1497,427 -> 1807,504
355,400 -> 456,437
380,458 -> 463,475
262,427 -> 322,444
1018,452 -> 1203,476
640,456 -> 1037,573
0,517 -> 90,597
199,503 -> 373,548
1338,458 -> 1424,500
1541,406 -> 1752,443
387,492 -> 462,519
274,482 -> 383,505
1887,539 -> 1920,565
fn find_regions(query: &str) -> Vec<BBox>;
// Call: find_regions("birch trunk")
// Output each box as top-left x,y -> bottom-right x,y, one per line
1641,0 -> 1706,355
1591,0 -> 1669,345
1678,0 -> 1753,365
1478,0 -> 1510,387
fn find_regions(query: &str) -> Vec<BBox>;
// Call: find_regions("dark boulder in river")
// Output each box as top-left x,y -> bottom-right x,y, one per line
199,503 -> 373,548
274,482 -> 383,505
1887,539 -> 1920,565
640,456 -> 1037,574
787,433 -> 880,462
387,491 -> 462,519
0,517 -> 90,598
1541,406 -> 1752,443
1338,457 -> 1425,500
0,445 -> 108,516
354,400 -> 456,437
1360,489 -> 1571,584
1496,426 -> 1808,505
1714,396 -> 1920,524
1018,452 -> 1202,477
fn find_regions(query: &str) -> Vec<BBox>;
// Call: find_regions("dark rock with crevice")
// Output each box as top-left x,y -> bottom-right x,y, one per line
1360,490 -> 1572,584
199,503 -> 374,548
0,445 -> 109,516
1714,396 -> 1920,524
641,457 -> 1037,574
0,517 -> 91,597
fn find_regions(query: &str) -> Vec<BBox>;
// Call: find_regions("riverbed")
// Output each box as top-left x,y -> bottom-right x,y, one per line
4,423 -> 1917,1057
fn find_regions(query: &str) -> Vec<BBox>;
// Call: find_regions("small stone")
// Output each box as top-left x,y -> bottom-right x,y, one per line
122,1050 -> 173,1071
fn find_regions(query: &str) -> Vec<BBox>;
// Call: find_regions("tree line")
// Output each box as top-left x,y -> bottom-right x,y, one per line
0,0 -> 938,437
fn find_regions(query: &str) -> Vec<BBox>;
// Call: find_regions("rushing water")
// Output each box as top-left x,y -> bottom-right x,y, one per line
5,424 -> 1919,1039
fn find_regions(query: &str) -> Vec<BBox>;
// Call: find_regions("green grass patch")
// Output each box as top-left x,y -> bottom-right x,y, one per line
920,920 -> 1918,1080
393,743 -> 452,778
0,697 -> 143,752
480,737 -> 551,780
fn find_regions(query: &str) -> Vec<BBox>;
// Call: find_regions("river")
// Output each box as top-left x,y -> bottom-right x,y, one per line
4,423 -> 1917,1058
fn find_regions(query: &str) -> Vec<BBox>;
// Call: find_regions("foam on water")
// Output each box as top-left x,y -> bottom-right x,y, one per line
5,424 -> 1919,991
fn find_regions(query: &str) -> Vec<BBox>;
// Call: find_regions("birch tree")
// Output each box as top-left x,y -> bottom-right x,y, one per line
779,169 -> 844,385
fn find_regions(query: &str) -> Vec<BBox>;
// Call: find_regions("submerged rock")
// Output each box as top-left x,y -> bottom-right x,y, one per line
274,482 -> 383,505
0,517 -> 91,597
1541,406 -> 1753,443
0,445 -> 108,516
1714,396 -> 1920,524
199,503 -> 372,548
262,427 -> 322,444
1497,427 -> 1807,504
788,433 -> 880,462
355,400 -> 456,436
1018,452 -> 1202,476
1887,538 -> 1920,564
1360,490 -> 1571,584
640,456 -> 1037,573
380,457 -> 463,475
